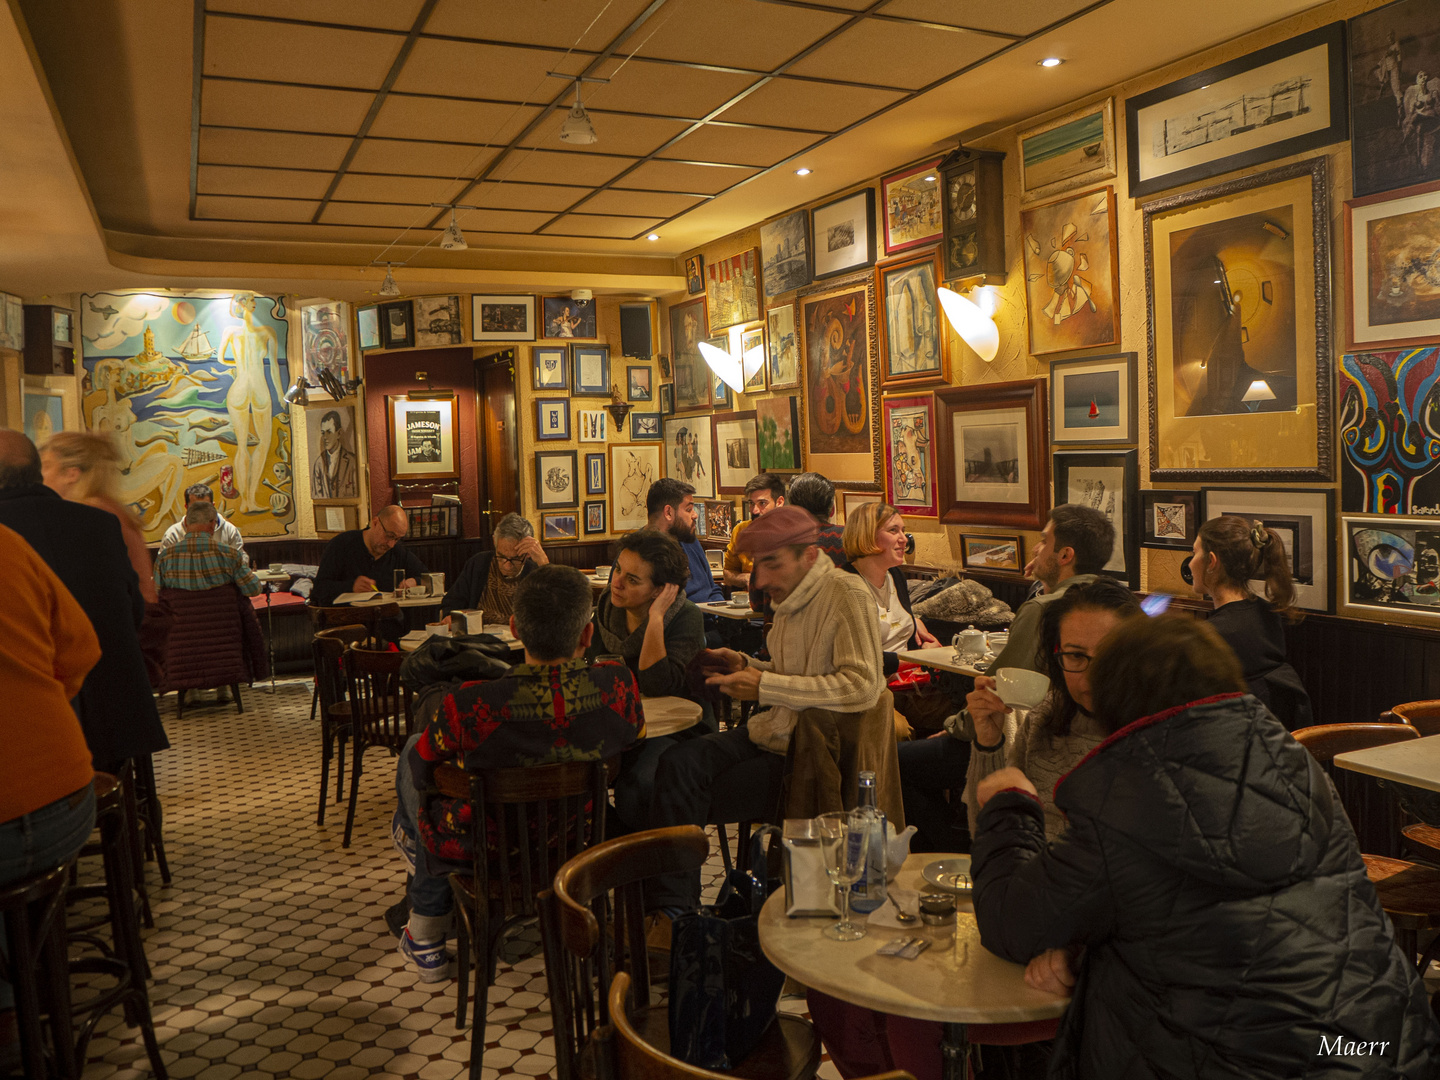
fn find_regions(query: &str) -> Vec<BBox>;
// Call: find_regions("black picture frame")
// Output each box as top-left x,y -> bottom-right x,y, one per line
1139,489 -> 1201,549
1349,0 -> 1440,198
585,452 -> 606,495
659,383 -> 674,415
380,301 -> 413,350
534,450 -> 579,510
1053,450 -> 1140,587
583,500 -> 607,535
1208,487 -> 1334,612
811,188 -> 877,280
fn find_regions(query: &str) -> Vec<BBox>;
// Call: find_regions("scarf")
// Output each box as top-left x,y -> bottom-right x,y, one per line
595,588 -> 688,658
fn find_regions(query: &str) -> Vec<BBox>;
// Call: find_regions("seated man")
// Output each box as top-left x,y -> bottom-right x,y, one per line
392,564 -> 644,981
646,477 -> 723,606
721,473 -> 787,591
311,504 -> 427,606
158,482 -> 245,563
439,511 -> 547,622
153,501 -> 262,596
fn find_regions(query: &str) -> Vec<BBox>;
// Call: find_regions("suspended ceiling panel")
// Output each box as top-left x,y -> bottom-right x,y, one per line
348,139 -> 497,177
470,181 -> 595,212
197,165 -> 334,201
785,20 -> 1000,89
656,123 -> 822,168
884,0 -> 1101,37
544,214 -> 667,238
629,0 -> 850,69
202,15 -> 403,89
198,129 -> 354,171
368,95 -> 543,146
423,0 -> 659,51
206,0 -> 429,32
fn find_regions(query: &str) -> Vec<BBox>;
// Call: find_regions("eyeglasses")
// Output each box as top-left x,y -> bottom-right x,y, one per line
495,553 -> 527,566
1054,649 -> 1093,673
379,526 -> 404,543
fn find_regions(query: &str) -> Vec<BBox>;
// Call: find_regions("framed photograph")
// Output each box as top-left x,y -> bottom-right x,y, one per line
1144,157 -> 1333,483
312,501 -> 361,537
686,255 -> 705,296
630,412 -> 662,441
799,274 -> 881,490
52,309 -> 72,346
585,452 -> 606,495
693,500 -> 708,538
1021,186 -> 1120,356
1139,489 -> 1201,549
756,395 -> 801,472
21,385 -> 68,448
1344,179 -> 1440,351
577,408 -> 607,443
572,344 -> 610,396
380,301 -> 414,350
881,394 -> 937,517
839,491 -> 880,524
741,328 -> 766,394
1340,347 -> 1440,513
668,296 -> 710,410
627,365 -> 653,401
812,188 -> 877,280
1212,488 -> 1333,612
413,295 -> 462,348
664,414 -> 715,498
1053,450 -> 1140,588
536,398 -> 571,441
304,404 -> 360,500
765,303 -> 800,390
877,247 -> 947,389
535,449 -> 579,509
583,500 -> 607,535
1342,513 -> 1439,620
533,345 -> 568,390
706,499 -> 734,541
959,533 -> 1024,573
541,511 -> 579,542
934,379 -> 1049,529
301,300 -> 352,389
1349,0 -> 1440,198
712,411 -> 759,494
387,392 -> 458,480
1126,22 -> 1348,198
610,443 -> 661,532
542,296 -> 597,340
357,305 -> 382,351
1019,97 -> 1117,204
659,383 -> 674,415
880,159 -> 943,256
706,249 -> 762,332
760,211 -> 812,300
472,294 -> 535,341
1049,352 -> 1137,446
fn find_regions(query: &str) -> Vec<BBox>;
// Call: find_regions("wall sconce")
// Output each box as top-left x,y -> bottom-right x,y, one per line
699,329 -> 764,392
606,383 -> 632,428
283,376 -> 313,406
937,286 -> 999,362
316,368 -> 363,400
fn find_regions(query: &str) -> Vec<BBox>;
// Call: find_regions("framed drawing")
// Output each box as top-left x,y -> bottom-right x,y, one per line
706,249 -> 762,332
357,305 -> 381,351
380,301 -> 413,350
1019,97 -> 1117,204
959,533 -> 1024,572
312,501 -> 361,537
536,398 -> 571,441
542,296 -> 597,339
627,365 -> 653,401
1340,347 -> 1440,514
630,412 -> 662,440
1144,157 -> 1333,483
880,160 -> 943,256
1349,0 -> 1440,198
1053,450 -> 1140,588
877,247 -> 948,389
882,394 -> 937,517
1211,488 -> 1333,612
534,450 -> 578,509
387,393 -> 458,480
572,344 -> 610,396
610,443 -> 660,532
583,500 -> 607,536
542,511 -> 579,542
812,188 -> 877,279
839,491 -> 880,524
933,379 -> 1049,529
301,300 -> 352,389
756,395 -> 801,472
663,414 -> 715,498
668,297 -> 710,410
1049,352 -> 1137,446
706,499 -> 734,541
21,385 -> 67,448
472,295 -> 535,341
577,408 -> 607,443
1344,179 -> 1440,351
533,345 -> 568,390
659,383 -> 674,415
760,211 -> 812,300
304,404 -> 360,500
585,452 -> 606,495
413,295 -> 462,348
1139,489 -> 1201,550
1342,513 -> 1437,619
712,411 -> 759,494
741,327 -> 766,393
686,255 -> 705,295
766,303 -> 800,390
1126,22 -> 1348,198
1021,186 -> 1120,356
799,274 -> 881,490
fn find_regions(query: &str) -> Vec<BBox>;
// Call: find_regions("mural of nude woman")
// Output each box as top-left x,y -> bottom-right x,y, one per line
218,291 -> 278,514
91,359 -> 188,529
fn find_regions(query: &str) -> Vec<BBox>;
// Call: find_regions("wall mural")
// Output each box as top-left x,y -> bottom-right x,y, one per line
80,290 -> 295,541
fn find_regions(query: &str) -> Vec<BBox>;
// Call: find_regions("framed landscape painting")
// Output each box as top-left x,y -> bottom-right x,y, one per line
1049,353 -> 1136,445
760,211 -> 812,300
1054,450 -> 1140,588
1210,488 -> 1333,612
1021,186 -> 1120,356
756,395 -> 801,472
880,159 -> 943,256
798,275 -> 882,490
960,533 -> 1023,572
541,511 -> 579,542
1019,97 -> 1117,203
933,380 -> 1049,529
882,394 -> 937,517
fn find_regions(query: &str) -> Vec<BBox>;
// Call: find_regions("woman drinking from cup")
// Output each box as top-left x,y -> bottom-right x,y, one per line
841,501 -> 939,673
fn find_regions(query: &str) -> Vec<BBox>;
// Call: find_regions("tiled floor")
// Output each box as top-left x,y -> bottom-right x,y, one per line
80,677 -> 844,1080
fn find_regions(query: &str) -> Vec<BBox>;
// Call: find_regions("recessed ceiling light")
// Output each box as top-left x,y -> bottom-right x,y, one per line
794,167 -> 812,176
1038,57 -> 1064,68
646,233 -> 660,241
923,174 -> 936,182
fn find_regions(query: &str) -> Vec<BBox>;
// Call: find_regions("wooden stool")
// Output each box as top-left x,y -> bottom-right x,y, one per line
0,860 -> 78,1079
129,754 -> 172,888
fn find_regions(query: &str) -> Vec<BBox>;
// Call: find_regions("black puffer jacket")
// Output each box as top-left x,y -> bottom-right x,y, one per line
972,693 -> 1440,1080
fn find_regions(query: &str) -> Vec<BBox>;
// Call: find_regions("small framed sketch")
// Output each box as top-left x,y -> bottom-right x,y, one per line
880,159 -> 943,255
541,511 -> 579,542
533,345 -> 568,390
610,443 -> 661,532
357,305 -> 382,351
472,294 -> 535,341
535,450 -> 579,509
380,301 -> 414,349
1140,489 -> 1201,549
585,452 -> 606,495
959,533 -> 1024,573
1049,353 -> 1137,445
536,398 -> 571,441
583,500 -> 607,536
573,344 -> 610,396
630,412 -> 662,440
578,409 -> 607,443
542,296 -> 597,339
627,365 -> 653,401
659,383 -> 674,415
812,188 -> 877,279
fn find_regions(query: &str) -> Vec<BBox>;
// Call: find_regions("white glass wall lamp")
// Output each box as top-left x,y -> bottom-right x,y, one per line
937,285 -> 999,362
698,327 -> 764,393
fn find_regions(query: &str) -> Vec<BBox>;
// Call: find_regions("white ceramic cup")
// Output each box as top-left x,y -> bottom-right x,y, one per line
595,565 -> 612,581
993,667 -> 1049,709
267,562 -> 284,573
425,621 -> 450,638
406,585 -> 429,599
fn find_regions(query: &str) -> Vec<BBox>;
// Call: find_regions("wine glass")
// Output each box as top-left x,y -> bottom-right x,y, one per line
815,811 -> 869,941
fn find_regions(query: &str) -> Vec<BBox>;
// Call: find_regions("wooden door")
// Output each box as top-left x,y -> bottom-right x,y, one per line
475,349 -> 518,537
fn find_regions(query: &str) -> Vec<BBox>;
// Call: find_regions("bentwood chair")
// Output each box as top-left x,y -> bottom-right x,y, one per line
1384,699 -> 1440,737
341,646 -> 414,848
313,625 -> 369,826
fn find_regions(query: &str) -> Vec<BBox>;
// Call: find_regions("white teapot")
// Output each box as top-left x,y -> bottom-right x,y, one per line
885,823 -> 918,881
953,625 -> 987,661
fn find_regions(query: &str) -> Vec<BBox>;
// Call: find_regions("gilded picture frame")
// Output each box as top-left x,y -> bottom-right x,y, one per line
876,246 -> 948,389
797,272 -> 882,491
1343,178 -> 1440,351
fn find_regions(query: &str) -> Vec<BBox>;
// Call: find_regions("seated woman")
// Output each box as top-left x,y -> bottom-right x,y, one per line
1190,514 -> 1312,729
842,501 -> 939,673
972,615 -> 1440,1078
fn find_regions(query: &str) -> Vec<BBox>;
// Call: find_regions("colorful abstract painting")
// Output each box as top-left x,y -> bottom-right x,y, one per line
1340,347 -> 1440,514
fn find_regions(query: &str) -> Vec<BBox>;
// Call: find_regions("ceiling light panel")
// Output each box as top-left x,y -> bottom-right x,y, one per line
716,78 -> 906,131
206,0 -> 428,33
369,96 -> 543,146
200,80 -> 375,134
628,0 -> 848,69
196,165 -> 333,201
202,14 -> 403,90
424,0 -> 656,50
198,129 -> 353,171
655,124 -> 822,169
786,20 -> 998,90
621,159 -> 760,195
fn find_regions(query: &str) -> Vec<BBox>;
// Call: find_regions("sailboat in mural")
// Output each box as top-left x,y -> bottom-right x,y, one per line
179,323 -> 216,361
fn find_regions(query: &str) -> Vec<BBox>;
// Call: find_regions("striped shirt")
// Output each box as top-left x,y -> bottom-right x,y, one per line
154,532 -> 262,595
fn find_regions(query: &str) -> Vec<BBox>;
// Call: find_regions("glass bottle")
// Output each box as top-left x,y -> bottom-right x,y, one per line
848,770 -> 888,913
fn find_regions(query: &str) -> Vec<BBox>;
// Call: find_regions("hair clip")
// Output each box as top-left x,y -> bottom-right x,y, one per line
1249,523 -> 1269,548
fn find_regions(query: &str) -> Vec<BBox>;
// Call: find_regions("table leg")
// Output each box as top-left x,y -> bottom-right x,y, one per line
940,1022 -> 970,1080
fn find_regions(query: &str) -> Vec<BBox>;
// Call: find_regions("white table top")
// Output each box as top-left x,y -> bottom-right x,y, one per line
339,591 -> 442,609
399,625 -> 523,653
255,569 -> 290,583
698,600 -> 763,621
758,852 -> 1069,1024
641,696 -> 702,738
1335,733 -> 1440,793
897,647 -> 987,678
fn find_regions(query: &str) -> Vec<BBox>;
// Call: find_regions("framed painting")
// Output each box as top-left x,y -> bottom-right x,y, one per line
1349,0 -> 1440,198
798,274 -> 882,490
765,303 -> 800,390
1053,450 -> 1140,588
1342,513 -> 1438,619
1144,157 -> 1333,483
541,511 -> 579,542
1126,22 -> 1348,198
882,394 -> 937,517
542,296 -> 597,339
380,301 -> 413,350
933,379 -> 1049,529
880,160 -> 943,256
1139,489 -> 1201,549
1211,488 -> 1333,612
1340,347 -> 1440,514
472,294 -> 535,341
357,305 -> 382,351
1019,97 -> 1117,204
741,327 -> 766,394
712,411 -> 759,494
760,211 -> 812,300
959,533 -> 1024,573
1344,179 -> 1440,351
572,344 -> 610,397
1021,186 -> 1120,356
1049,352 -> 1137,446
535,449 -> 578,510
663,413 -> 715,498
756,395 -> 801,472
839,491 -> 880,524
659,383 -> 674,415
577,408 -> 607,443
813,189 -> 877,280
536,398 -> 571,441
301,300 -> 352,389
21,385 -> 67,448
610,443 -> 661,532
693,500 -> 708,538
304,404 -> 360,500
387,393 -> 458,480
686,255 -> 705,295
627,364 -> 653,401
533,345 -> 568,390
583,500 -> 607,536
585,452 -> 606,495
668,296 -> 710,410
630,412 -> 662,440
413,295 -> 462,348
707,249 -> 762,332
877,247 -> 947,389
706,498 -> 734,541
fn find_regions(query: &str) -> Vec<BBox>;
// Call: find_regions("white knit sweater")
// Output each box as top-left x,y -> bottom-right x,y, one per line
746,554 -> 885,754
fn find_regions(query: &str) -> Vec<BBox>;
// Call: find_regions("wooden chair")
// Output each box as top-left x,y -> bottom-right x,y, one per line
1377,702 -> 1440,861
435,759 -> 611,1080
340,646 -> 414,848
539,826 -> 821,1080
307,601 -> 400,645
606,971 -> 913,1080
312,625 -> 368,826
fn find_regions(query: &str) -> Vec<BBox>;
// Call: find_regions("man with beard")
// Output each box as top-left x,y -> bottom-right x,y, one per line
646,477 -> 723,605
440,512 -> 548,623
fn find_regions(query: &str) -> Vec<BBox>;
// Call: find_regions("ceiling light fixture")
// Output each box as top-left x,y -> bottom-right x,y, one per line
372,261 -> 401,297
647,233 -> 661,241
283,377 -> 313,407
560,78 -> 598,145
1038,57 -> 1065,68
795,167 -> 812,176
937,286 -> 999,362
430,203 -> 478,251
923,174 -> 937,182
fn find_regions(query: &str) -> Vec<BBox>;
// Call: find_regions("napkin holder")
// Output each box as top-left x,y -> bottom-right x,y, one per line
780,819 -> 839,917
422,572 -> 445,597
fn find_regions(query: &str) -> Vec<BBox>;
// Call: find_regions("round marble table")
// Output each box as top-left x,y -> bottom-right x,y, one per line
641,696 -> 702,738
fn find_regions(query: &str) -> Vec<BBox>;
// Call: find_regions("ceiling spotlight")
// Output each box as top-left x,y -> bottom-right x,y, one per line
647,233 -> 661,241
1038,57 -> 1064,68
372,261 -> 400,297
923,174 -> 937,182
560,79 -> 598,145
795,167 -> 812,176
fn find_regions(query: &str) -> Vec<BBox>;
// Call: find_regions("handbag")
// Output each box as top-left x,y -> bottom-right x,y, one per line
668,826 -> 786,1070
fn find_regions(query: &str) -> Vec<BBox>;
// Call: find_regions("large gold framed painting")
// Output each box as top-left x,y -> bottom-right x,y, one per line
797,274 -> 881,490
1143,157 -> 1333,483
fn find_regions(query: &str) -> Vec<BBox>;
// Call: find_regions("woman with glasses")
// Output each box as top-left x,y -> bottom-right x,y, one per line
440,512 -> 548,623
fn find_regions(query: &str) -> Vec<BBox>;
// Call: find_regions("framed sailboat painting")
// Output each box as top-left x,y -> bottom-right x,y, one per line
1048,353 -> 1136,446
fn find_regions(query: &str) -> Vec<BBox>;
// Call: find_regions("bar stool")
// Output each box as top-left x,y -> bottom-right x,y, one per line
0,860 -> 78,1079
129,754 -> 172,888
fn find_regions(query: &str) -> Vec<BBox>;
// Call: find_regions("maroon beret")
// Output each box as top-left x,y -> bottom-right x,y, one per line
737,504 -> 819,557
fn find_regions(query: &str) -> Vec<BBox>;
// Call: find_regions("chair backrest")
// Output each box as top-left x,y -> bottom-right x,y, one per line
1385,700 -> 1440,737
1291,722 -> 1419,764
343,646 -> 414,749
539,826 -> 710,1080
313,625 -> 368,716
1292,723 -> 1418,856
309,602 -> 401,643
160,583 -> 247,690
